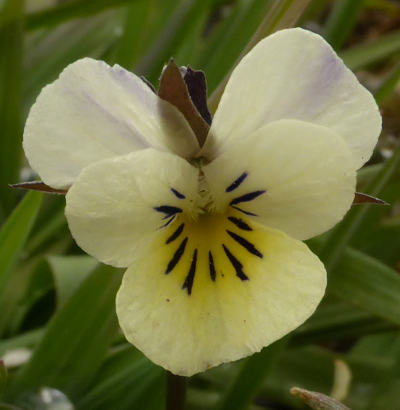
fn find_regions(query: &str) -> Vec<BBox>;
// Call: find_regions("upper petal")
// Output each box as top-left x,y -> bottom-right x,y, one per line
204,28 -> 381,169
117,218 -> 326,376
203,119 -> 356,241
65,149 -> 199,268
24,58 -> 199,188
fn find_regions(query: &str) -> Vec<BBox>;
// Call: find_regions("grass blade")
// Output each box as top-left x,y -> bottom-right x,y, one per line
0,329 -> 44,357
342,29 -> 400,70
0,192 -> 43,317
77,346 -> 164,410
207,0 -> 311,112
25,0 -> 134,31
374,62 -> 400,105
329,246 -> 400,326
216,339 -> 286,410
324,0 -> 367,50
135,0 -> 213,84
25,11 -> 120,109
9,264 -> 123,400
0,0 -> 24,220
319,147 -> 400,272
293,303 -> 396,345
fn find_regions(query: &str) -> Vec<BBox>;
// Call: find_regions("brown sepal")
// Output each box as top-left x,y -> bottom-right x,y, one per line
158,59 -> 210,147
10,181 -> 68,195
353,192 -> 389,206
181,66 -> 212,126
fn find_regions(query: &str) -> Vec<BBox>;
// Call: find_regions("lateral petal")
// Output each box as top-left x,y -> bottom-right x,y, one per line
65,149 -> 199,268
24,58 -> 199,188
203,119 -> 356,241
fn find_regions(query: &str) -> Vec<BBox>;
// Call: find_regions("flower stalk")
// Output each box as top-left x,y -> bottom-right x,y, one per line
167,372 -> 187,410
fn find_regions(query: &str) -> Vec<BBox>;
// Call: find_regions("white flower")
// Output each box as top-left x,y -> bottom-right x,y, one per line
23,28 -> 381,376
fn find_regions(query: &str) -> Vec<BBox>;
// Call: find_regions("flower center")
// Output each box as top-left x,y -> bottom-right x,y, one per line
152,171 -> 267,296
153,210 -> 263,296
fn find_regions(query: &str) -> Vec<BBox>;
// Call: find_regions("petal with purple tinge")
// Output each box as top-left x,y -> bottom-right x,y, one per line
24,58 -> 199,189
204,28 -> 381,169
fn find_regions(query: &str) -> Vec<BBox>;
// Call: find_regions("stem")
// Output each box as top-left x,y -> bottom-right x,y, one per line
166,372 -> 187,410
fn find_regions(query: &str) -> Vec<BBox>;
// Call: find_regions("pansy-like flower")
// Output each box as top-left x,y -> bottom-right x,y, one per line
22,28 -> 381,376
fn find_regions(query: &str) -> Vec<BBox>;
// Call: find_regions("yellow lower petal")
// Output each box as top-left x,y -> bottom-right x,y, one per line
116,211 -> 326,376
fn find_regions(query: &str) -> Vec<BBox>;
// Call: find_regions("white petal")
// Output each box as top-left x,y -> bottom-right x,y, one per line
65,149 -> 199,268
24,58 -> 199,188
203,119 -> 356,241
116,216 -> 326,376
205,28 -> 381,169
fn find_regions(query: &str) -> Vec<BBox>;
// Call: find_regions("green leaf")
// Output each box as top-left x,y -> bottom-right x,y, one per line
216,339 -> 286,410
293,302 -> 396,345
351,332 -> 400,364
0,0 -> 24,220
111,0 -> 153,69
207,0 -> 311,112
0,192 -> 43,320
77,346 -> 165,410
374,62 -> 400,105
24,0 -> 135,31
0,255 -> 97,335
329,246 -> 400,326
341,29 -> 400,70
47,255 -> 98,307
261,345 -> 393,409
0,258 -> 54,335
0,329 -> 44,358
25,11 -> 121,109
135,0 -> 214,84
9,264 -> 123,400
367,380 -> 400,410
324,0 -> 367,50
24,207 -> 68,255
200,0 -> 272,95
319,147 -> 400,272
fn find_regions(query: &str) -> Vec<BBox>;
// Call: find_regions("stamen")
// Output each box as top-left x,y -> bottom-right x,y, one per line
230,190 -> 266,205
226,230 -> 263,258
231,206 -> 258,217
182,249 -> 198,295
154,205 -> 182,219
226,172 -> 248,192
222,244 -> 249,281
166,223 -> 184,244
228,216 -> 252,231
208,251 -> 216,281
165,237 -> 188,274
171,188 -> 185,199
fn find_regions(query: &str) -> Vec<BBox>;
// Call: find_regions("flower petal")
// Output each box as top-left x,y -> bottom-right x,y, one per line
205,28 -> 381,169
24,58 -> 199,188
116,216 -> 326,376
203,119 -> 356,241
65,149 -> 199,268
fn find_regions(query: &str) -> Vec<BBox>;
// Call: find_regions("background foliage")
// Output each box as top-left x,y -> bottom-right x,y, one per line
0,0 -> 400,409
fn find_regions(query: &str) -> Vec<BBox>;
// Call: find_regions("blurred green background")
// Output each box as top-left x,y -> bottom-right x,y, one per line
0,0 -> 400,409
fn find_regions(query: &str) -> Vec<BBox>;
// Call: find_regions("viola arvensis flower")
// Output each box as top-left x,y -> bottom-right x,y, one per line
22,28 -> 381,376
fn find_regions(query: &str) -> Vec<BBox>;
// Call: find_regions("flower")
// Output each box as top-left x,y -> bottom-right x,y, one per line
22,28 -> 381,376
